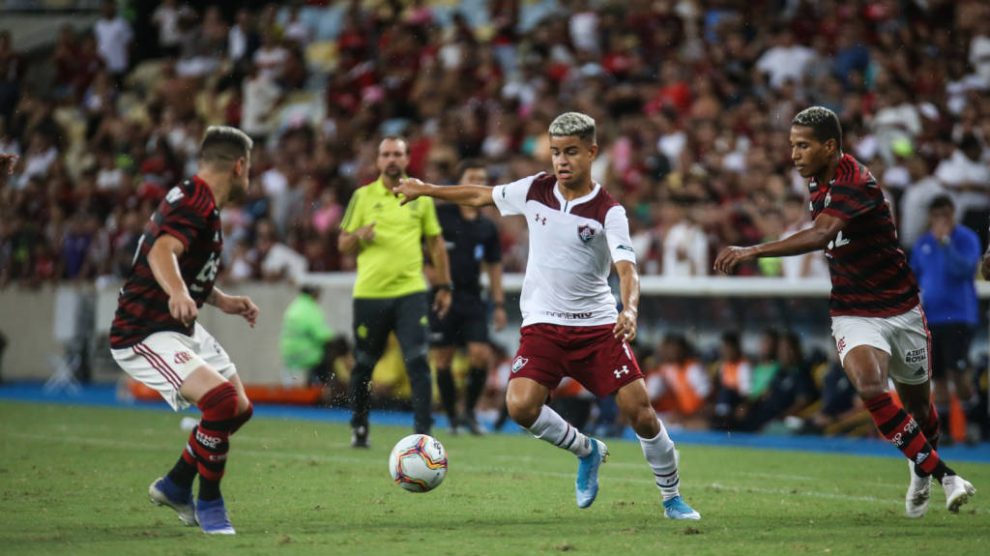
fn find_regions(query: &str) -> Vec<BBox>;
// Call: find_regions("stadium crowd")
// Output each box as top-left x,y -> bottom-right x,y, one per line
1,0 -> 989,285
0,0 -> 988,438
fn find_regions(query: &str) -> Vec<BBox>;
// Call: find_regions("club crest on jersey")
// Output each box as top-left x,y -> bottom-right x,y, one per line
577,224 -> 597,243
511,356 -> 528,373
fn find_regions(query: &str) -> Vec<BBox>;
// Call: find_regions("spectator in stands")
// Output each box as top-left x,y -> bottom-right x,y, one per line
712,331 -> 752,430
737,332 -> 817,432
795,360 -> 865,436
93,0 -> 133,81
662,196 -> 708,277
647,334 -> 711,428
151,0 -> 192,58
934,134 -> 990,248
742,328 -> 781,411
255,218 -> 306,283
910,195 -> 982,445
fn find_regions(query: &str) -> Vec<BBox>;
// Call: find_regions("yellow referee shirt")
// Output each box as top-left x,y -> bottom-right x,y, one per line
340,177 -> 442,299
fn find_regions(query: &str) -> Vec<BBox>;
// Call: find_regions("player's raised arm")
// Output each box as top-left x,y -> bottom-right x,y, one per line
393,177 -> 494,207
147,234 -> 197,326
713,212 -> 846,275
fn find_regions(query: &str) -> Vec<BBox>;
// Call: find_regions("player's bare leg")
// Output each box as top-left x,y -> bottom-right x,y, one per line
616,379 -> 700,520
506,377 -> 606,508
845,346 -> 975,515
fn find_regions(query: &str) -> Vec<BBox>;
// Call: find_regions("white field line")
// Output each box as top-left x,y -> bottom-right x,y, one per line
8,430 -> 984,514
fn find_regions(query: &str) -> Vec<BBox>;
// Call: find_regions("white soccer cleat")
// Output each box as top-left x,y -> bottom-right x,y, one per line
941,475 -> 976,513
905,461 -> 931,518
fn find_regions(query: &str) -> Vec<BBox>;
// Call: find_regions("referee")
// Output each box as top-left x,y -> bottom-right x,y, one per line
430,160 -> 507,435
339,136 -> 452,447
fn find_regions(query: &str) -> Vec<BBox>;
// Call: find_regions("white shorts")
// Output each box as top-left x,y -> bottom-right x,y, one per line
831,304 -> 931,386
111,323 -> 237,410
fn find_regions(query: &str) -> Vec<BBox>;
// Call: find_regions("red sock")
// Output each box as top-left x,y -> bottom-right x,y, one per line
865,392 -> 949,479
191,383 -> 238,498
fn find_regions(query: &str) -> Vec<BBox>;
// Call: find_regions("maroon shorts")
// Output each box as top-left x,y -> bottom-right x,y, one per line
510,323 -> 644,398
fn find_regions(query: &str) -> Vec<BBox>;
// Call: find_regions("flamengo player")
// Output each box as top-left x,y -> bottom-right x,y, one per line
109,126 -> 259,534
394,112 -> 701,520
714,107 -> 976,516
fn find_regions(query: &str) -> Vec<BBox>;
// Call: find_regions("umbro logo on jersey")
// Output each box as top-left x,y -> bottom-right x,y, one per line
613,365 -> 630,379
534,213 -> 547,225
577,224 -> 596,243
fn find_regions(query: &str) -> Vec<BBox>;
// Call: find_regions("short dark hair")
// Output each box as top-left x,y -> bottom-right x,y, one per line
929,194 -> 954,212
198,126 -> 253,167
455,158 -> 486,182
792,106 -> 843,150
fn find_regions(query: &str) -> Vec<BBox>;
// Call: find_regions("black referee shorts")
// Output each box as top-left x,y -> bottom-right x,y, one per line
929,323 -> 974,378
428,291 -> 489,347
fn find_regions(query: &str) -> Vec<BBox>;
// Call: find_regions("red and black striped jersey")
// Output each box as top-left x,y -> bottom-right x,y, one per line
810,154 -> 919,318
110,176 -> 223,348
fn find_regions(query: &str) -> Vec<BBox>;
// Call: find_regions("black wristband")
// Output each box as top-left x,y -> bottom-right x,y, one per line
437,283 -> 454,292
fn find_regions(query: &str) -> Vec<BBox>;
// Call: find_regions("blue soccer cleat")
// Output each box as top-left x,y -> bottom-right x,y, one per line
195,497 -> 236,535
576,439 -> 608,509
148,477 -> 197,526
663,496 -> 701,520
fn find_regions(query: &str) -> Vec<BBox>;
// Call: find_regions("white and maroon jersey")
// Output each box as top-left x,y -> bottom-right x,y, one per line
492,173 -> 636,327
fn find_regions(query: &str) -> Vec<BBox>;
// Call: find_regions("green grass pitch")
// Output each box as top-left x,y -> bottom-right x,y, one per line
1,402 -> 987,555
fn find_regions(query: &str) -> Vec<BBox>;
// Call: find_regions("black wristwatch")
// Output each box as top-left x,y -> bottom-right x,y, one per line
436,283 -> 454,292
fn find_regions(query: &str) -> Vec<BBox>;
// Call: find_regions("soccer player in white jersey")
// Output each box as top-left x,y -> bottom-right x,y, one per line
392,112 -> 700,520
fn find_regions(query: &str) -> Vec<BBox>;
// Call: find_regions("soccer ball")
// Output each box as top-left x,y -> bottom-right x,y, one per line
388,434 -> 448,493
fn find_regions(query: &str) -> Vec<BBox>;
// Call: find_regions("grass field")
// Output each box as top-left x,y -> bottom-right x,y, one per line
1,401 -> 987,555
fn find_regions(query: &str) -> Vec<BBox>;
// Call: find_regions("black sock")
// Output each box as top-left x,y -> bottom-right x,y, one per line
198,477 -> 221,501
917,461 -> 955,481
436,368 -> 457,421
166,453 -> 197,490
465,366 -> 487,416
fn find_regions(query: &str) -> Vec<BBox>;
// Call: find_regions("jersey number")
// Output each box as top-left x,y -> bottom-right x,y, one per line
196,252 -> 220,283
827,230 -> 850,251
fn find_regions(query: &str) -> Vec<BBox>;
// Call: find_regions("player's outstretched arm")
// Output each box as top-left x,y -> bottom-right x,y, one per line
613,260 -> 640,342
714,212 -> 845,274
206,286 -> 260,328
148,234 -> 197,326
392,178 -> 494,207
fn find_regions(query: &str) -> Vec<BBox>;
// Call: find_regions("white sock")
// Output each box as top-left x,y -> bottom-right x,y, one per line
526,405 -> 592,457
638,419 -> 680,501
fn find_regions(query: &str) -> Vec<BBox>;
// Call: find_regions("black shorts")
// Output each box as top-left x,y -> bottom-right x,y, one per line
429,291 -> 489,347
929,323 -> 974,378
